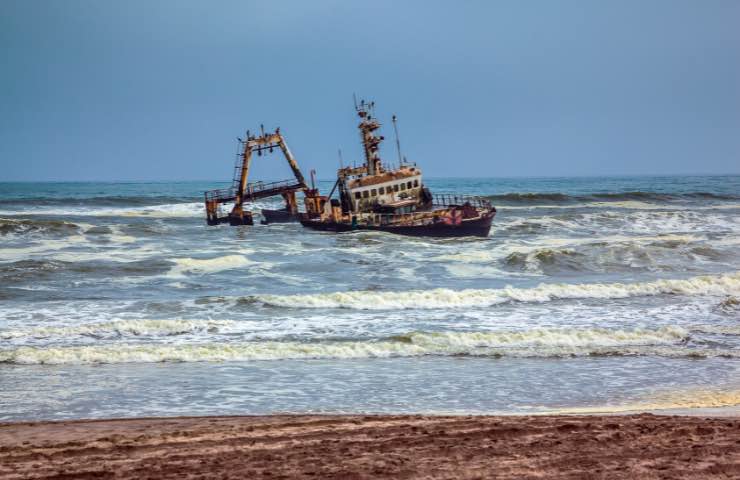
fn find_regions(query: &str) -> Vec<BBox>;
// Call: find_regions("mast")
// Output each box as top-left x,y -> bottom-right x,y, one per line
392,114 -> 403,168
355,99 -> 383,176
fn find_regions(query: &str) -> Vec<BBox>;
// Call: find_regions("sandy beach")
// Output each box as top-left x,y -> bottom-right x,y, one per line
2,414 -> 739,479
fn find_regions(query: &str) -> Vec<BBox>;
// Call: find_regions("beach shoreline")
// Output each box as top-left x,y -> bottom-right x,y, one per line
3,413 -> 739,479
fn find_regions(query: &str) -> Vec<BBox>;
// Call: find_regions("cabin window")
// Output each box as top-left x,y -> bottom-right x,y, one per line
407,181 -> 412,189
378,187 -> 385,195
371,188 -> 377,196
400,183 -> 406,191
363,190 -> 369,198
413,179 -> 419,187
394,184 -> 399,192
354,192 -> 361,199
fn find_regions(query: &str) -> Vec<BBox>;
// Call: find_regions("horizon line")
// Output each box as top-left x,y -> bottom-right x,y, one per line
2,172 -> 740,184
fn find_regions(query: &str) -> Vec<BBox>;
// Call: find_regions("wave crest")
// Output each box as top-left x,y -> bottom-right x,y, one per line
167,255 -> 255,277
0,326 -> 692,364
251,272 -> 740,310
0,203 -> 205,218
0,218 -> 81,236
1,319 -> 234,340
505,248 -> 584,272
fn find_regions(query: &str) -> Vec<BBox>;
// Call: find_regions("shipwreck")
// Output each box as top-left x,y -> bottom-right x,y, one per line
205,100 -> 496,237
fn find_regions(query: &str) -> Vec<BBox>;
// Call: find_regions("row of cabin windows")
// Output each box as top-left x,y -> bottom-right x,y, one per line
354,179 -> 420,200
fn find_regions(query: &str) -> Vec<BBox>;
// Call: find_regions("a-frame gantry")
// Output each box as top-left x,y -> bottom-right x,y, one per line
204,127 -> 308,226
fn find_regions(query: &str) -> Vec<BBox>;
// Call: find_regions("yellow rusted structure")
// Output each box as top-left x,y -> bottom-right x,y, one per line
204,128 -> 308,226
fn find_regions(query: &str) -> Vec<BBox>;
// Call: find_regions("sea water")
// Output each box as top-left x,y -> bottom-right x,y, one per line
1,176 -> 739,420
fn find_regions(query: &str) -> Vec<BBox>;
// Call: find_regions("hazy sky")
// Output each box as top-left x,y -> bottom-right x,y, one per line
2,0 -> 739,181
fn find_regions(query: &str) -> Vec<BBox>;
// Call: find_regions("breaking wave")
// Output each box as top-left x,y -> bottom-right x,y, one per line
498,210 -> 740,236
0,218 -> 82,236
0,202 -> 205,218
250,271 -> 740,310
167,255 -> 255,277
0,326 -> 693,364
501,241 -> 728,274
504,248 -> 585,272
0,319 -> 234,340
0,259 -> 172,282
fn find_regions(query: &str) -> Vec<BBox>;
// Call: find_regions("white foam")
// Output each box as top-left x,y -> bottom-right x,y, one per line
0,319 -> 235,340
488,234 -> 705,256
107,226 -> 137,244
498,210 -> 739,236
691,325 -> 740,336
0,230 -> 159,263
425,234 -> 708,276
253,271 -> 740,310
444,263 -> 515,279
167,255 -> 256,277
0,326 -> 691,364
0,235 -> 90,261
502,201 -> 740,211
0,202 -> 204,218
431,250 -> 499,263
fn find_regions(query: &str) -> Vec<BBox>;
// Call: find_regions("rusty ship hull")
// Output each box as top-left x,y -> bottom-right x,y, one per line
261,208 -> 302,224
301,210 -> 495,237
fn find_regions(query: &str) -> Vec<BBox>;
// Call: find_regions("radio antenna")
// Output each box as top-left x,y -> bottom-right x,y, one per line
338,148 -> 344,168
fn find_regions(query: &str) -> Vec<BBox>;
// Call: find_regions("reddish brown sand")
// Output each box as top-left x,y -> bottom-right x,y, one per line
1,414 -> 740,479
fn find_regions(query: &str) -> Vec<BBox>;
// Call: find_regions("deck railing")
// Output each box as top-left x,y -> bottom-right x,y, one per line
243,178 -> 303,196
205,187 -> 237,203
204,178 -> 304,203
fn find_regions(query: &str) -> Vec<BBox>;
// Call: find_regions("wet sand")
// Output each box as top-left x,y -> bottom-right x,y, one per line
2,414 -> 739,479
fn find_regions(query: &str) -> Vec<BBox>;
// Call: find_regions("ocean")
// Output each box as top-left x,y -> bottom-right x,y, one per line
1,175 -> 739,420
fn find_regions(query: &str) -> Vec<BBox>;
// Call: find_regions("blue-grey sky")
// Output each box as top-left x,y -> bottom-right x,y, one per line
2,0 -> 739,181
